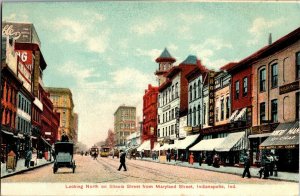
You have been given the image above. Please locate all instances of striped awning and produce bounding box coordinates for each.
[215,131,247,152]
[190,138,225,151]
[260,121,299,149]
[175,134,199,149]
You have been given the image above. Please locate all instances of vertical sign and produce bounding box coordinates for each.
[175,107,179,138]
[246,107,252,126]
[208,72,215,126]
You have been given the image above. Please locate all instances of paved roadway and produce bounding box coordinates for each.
[1,155,297,184]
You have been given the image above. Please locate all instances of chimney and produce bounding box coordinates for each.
[268,33,272,45]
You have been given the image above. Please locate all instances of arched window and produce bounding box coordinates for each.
[194,83,197,100]
[189,108,192,126]
[189,85,192,102]
[193,107,196,126]
[259,67,266,92]
[198,80,201,98]
[198,105,201,126]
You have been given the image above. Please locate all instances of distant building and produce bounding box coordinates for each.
[142,84,158,149]
[114,105,136,146]
[45,87,75,141]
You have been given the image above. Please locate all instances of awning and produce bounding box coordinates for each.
[260,121,299,149]
[176,134,199,149]
[1,129,14,136]
[190,138,225,151]
[137,140,151,151]
[159,143,175,150]
[229,110,239,122]
[153,143,161,151]
[248,133,271,138]
[234,108,247,121]
[41,137,52,148]
[215,131,247,152]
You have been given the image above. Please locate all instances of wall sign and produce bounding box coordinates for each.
[279,81,300,95]
[208,72,215,126]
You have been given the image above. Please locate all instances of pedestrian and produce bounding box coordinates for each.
[180,153,184,162]
[61,131,69,142]
[174,151,177,162]
[269,153,275,176]
[189,152,194,165]
[242,153,251,178]
[199,153,202,166]
[213,154,220,168]
[118,150,127,171]
[25,148,32,168]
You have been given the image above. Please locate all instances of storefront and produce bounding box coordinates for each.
[215,131,248,166]
[137,140,151,157]
[175,134,199,161]
[259,121,299,172]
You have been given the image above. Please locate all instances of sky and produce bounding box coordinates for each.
[2,1,300,147]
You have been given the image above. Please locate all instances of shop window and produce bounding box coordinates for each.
[271,99,278,122]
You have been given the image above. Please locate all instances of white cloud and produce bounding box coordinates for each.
[52,18,109,54]
[83,11,105,23]
[135,48,162,62]
[3,13,29,22]
[131,18,164,35]
[110,67,156,90]
[168,43,178,52]
[247,17,285,46]
[190,38,232,69]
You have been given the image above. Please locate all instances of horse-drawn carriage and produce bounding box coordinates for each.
[53,142,76,173]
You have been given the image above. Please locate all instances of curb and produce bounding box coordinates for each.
[1,161,54,179]
[137,158,298,183]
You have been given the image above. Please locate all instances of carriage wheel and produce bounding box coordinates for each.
[72,161,76,173]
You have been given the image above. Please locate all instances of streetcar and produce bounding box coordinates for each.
[100,146,110,157]
[90,146,99,159]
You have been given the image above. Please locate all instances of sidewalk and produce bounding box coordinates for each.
[138,157,299,183]
[1,158,54,178]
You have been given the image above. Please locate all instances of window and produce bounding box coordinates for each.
[297,52,300,79]
[260,68,266,92]
[198,105,201,126]
[172,85,174,100]
[271,99,278,122]
[158,129,160,137]
[235,81,239,99]
[260,102,266,124]
[296,92,299,120]
[189,85,192,102]
[215,107,219,122]
[194,83,197,100]
[221,99,224,121]
[193,107,196,126]
[203,104,206,125]
[243,77,248,96]
[271,63,278,88]
[175,83,179,98]
[226,96,230,119]
[169,111,171,121]
[198,80,201,98]
[189,108,192,126]
[171,109,174,120]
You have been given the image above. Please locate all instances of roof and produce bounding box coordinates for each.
[155,48,176,63]
[221,26,300,72]
[180,55,198,65]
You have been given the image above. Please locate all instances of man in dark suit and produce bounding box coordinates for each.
[118,150,127,171]
[61,131,69,142]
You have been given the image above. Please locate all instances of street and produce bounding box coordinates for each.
[1,155,297,184]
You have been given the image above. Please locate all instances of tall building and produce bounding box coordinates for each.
[157,55,198,145]
[142,84,158,149]
[45,87,75,141]
[114,105,136,146]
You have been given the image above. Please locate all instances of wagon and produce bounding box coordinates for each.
[53,142,76,173]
